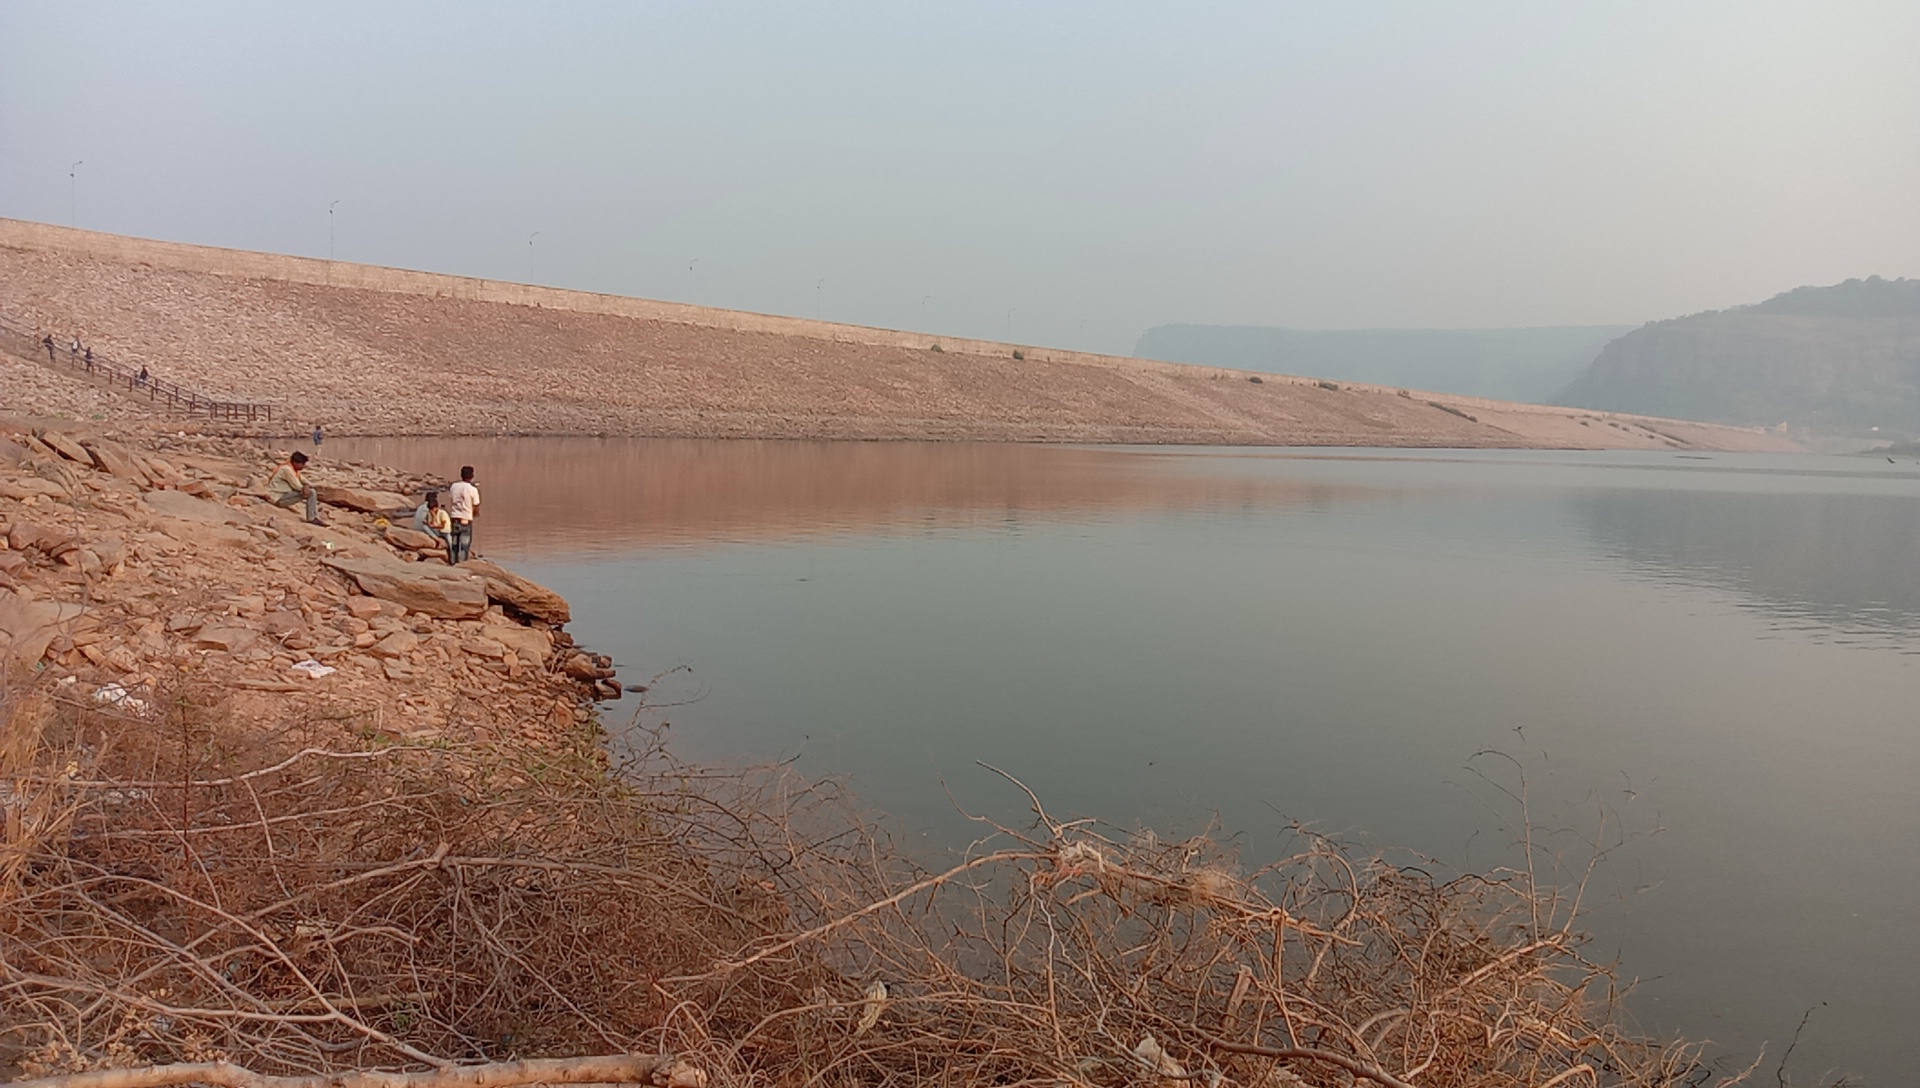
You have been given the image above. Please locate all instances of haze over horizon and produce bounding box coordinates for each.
[3,1,1916,354]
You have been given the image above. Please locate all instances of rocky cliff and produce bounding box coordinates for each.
[1556,277,1920,441]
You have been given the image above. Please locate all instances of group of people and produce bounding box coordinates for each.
[412,467,481,563]
[39,332,144,383]
[269,452,481,564]
[42,333,92,371]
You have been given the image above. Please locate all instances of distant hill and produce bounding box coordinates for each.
[1133,325,1631,403]
[1556,277,1920,440]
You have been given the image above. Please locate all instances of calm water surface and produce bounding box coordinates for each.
[333,438,1920,1085]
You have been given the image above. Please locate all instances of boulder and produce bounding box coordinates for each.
[385,526,442,552]
[81,439,154,487]
[562,652,613,681]
[92,537,125,574]
[321,555,488,620]
[0,590,84,665]
[260,610,307,637]
[8,522,77,556]
[487,623,553,664]
[143,456,186,485]
[0,477,71,501]
[345,597,389,620]
[35,430,92,465]
[314,485,413,515]
[193,626,259,653]
[369,630,419,659]
[460,637,508,659]
[461,559,571,625]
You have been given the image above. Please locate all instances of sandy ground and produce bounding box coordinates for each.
[0,221,1796,452]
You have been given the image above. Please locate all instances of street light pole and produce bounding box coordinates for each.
[1006,307,1016,341]
[329,200,340,260]
[69,161,83,227]
[527,232,540,282]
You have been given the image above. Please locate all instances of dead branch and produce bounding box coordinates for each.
[0,678,1732,1087]
[1,1054,699,1088]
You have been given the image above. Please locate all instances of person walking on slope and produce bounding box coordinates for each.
[42,334,54,362]
[446,465,480,563]
[269,450,326,525]
[83,346,93,373]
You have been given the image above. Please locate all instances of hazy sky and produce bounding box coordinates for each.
[3,2,1916,353]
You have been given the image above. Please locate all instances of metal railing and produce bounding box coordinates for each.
[0,314,274,423]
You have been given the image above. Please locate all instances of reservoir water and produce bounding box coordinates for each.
[332,437,1920,1085]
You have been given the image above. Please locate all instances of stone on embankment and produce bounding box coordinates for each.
[0,477,71,500]
[485,623,552,664]
[35,430,92,465]
[321,554,488,620]
[460,637,508,660]
[143,489,249,526]
[345,596,403,620]
[142,456,185,486]
[370,630,419,659]
[461,558,571,625]
[0,590,85,665]
[384,526,442,552]
[8,521,79,556]
[314,485,413,515]
[80,438,153,487]
[193,627,259,653]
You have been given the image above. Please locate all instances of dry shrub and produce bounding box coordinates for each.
[0,678,1747,1087]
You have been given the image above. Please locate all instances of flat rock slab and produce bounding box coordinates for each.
[385,525,442,551]
[0,477,71,500]
[315,485,413,514]
[0,590,85,666]
[484,623,552,663]
[193,626,260,653]
[462,558,571,625]
[143,489,250,526]
[321,554,488,619]
[35,430,93,465]
[81,438,153,487]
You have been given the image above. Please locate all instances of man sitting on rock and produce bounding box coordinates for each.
[413,490,452,550]
[268,451,325,525]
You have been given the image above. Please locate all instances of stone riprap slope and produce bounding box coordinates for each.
[0,219,1795,450]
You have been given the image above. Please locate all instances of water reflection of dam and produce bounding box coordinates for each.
[328,436,1354,558]
[1573,488,1920,641]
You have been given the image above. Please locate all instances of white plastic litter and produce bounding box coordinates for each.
[92,682,152,716]
[289,659,336,679]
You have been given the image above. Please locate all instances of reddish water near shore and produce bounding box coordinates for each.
[333,437,1920,1085]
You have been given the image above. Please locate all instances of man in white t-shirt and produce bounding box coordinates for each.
[445,465,480,563]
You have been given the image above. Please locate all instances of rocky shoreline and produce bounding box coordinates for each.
[0,419,625,746]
